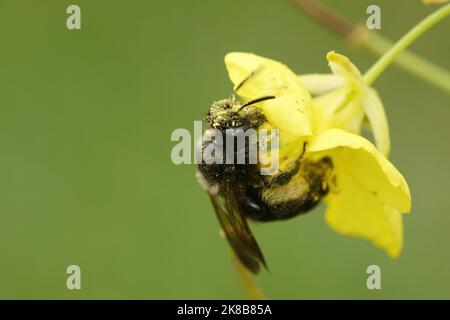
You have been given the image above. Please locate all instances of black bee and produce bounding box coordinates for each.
[196,78,333,274]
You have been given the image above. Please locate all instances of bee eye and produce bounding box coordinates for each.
[242,194,271,221]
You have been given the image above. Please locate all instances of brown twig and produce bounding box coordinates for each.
[291,0,450,93]
[292,0,353,38]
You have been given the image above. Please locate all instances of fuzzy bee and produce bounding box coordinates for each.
[196,53,334,274]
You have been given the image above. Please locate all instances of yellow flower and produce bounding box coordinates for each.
[225,52,411,257]
[300,52,391,156]
[423,0,449,5]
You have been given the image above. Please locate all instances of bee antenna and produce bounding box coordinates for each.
[234,66,263,93]
[237,95,276,112]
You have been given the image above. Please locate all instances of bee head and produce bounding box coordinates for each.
[206,96,273,131]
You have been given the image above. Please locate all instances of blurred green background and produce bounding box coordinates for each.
[0,0,449,299]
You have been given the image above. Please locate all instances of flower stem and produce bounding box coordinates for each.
[364,31,450,93]
[363,3,450,86]
[231,253,267,300]
[293,0,450,93]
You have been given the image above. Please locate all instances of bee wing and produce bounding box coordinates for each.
[209,184,267,274]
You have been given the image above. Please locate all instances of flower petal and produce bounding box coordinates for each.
[423,0,449,4]
[362,88,391,156]
[225,52,313,137]
[312,88,365,134]
[325,172,405,257]
[307,129,411,256]
[298,74,346,96]
[260,94,314,138]
[326,51,364,89]
[225,52,311,101]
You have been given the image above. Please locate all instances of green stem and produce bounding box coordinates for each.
[363,3,450,86]
[232,253,266,300]
[365,32,450,93]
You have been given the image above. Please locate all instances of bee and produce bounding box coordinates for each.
[196,69,333,274]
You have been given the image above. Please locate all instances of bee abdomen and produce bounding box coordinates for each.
[245,191,326,222]
[246,156,333,222]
